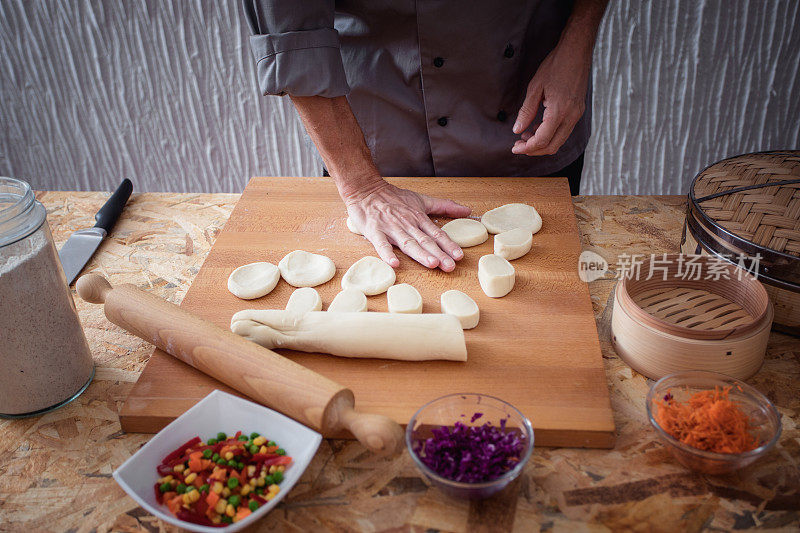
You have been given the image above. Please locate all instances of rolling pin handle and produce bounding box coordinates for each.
[338,407,404,456]
[76,273,113,304]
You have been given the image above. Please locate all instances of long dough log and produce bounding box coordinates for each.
[231,310,467,362]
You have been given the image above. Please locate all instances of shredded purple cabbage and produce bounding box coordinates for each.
[414,415,526,483]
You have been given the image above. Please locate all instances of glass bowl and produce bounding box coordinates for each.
[406,393,534,500]
[646,371,781,475]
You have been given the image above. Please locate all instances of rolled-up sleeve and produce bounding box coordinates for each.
[240,0,350,97]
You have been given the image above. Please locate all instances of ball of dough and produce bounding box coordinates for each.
[278,250,336,288]
[494,227,533,260]
[440,290,480,329]
[328,288,368,312]
[341,256,396,295]
[345,216,363,236]
[481,203,542,235]
[285,287,323,314]
[478,254,515,298]
[387,283,423,314]
[227,262,280,300]
[441,218,489,247]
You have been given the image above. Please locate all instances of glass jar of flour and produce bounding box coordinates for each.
[0,177,94,417]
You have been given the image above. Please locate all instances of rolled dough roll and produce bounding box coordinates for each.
[231,310,467,362]
[341,256,396,295]
[227,262,280,300]
[440,290,480,329]
[478,254,515,298]
[387,283,423,314]
[494,227,533,260]
[345,216,363,236]
[285,287,323,314]
[278,250,336,288]
[481,203,542,235]
[328,288,368,312]
[441,218,488,247]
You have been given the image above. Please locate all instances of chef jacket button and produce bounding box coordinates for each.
[433,56,445,68]
[497,110,508,122]
[504,44,515,58]
[437,117,448,127]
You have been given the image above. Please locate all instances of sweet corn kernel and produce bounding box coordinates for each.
[170,479,178,487]
[159,475,173,484]
[253,436,266,446]
[259,445,267,454]
[225,452,234,460]
[212,482,223,494]
[173,464,185,473]
[222,487,231,498]
[269,465,277,474]
[266,492,276,501]
[226,504,235,517]
[256,477,266,487]
[211,516,221,525]
[247,465,256,476]
[215,499,227,514]
[184,472,197,484]
[277,466,285,472]
[268,484,280,493]
[182,493,192,505]
[241,484,251,496]
[192,490,201,502]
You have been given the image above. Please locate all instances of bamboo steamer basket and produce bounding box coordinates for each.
[611,254,773,380]
[681,150,800,335]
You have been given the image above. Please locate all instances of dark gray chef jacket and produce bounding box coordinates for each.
[241,1,590,177]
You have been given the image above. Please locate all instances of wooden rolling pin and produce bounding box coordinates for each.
[76,274,403,455]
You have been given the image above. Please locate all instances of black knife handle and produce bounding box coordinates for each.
[94,179,133,233]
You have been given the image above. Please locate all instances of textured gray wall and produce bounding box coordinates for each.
[1,0,798,195]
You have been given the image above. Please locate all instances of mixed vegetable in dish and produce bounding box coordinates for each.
[155,430,292,526]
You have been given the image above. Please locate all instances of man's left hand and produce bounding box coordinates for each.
[511,42,591,157]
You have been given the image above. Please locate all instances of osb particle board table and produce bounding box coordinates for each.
[0,190,797,532]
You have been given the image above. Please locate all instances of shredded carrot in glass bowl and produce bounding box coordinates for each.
[655,386,759,454]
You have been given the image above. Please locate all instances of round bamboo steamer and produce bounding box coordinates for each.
[681,150,800,334]
[611,254,773,380]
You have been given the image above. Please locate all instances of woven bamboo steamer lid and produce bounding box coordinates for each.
[681,150,800,334]
[611,254,773,380]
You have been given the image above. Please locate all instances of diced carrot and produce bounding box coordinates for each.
[202,459,214,470]
[188,451,204,461]
[209,467,228,481]
[166,494,183,515]
[188,458,203,472]
[234,507,252,522]
[193,476,204,488]
[206,491,220,508]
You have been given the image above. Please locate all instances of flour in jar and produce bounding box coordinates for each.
[0,226,94,415]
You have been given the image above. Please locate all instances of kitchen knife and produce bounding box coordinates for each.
[59,179,133,285]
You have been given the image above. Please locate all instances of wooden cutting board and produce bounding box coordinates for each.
[120,177,615,448]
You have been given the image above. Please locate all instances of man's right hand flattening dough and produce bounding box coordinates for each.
[343,180,471,272]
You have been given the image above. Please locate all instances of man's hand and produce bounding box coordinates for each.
[511,0,607,157]
[343,180,470,272]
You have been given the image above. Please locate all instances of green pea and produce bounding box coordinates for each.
[264,474,274,485]
[228,495,241,508]
[249,500,259,511]
[249,444,259,455]
[267,441,276,447]
[227,477,239,489]
[272,471,284,484]
[199,484,209,493]
[221,516,232,524]
[186,485,197,492]
[238,435,248,442]
[237,461,245,470]
[216,432,227,441]
[216,458,226,465]
[255,487,265,495]
[212,453,220,462]
[159,482,172,493]
[202,449,213,459]
[249,432,260,440]
[276,448,286,456]
[176,483,187,494]
[206,438,217,446]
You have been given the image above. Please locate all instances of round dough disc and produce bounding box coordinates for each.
[278,250,336,287]
[341,256,396,295]
[481,203,542,235]
[478,254,515,298]
[285,287,323,314]
[441,218,488,247]
[328,288,368,312]
[494,227,533,260]
[387,283,423,314]
[227,262,280,300]
[440,290,480,329]
[346,217,363,236]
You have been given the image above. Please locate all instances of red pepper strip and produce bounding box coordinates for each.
[154,483,164,504]
[234,430,242,439]
[176,510,217,527]
[259,455,292,467]
[195,496,210,516]
[251,494,268,505]
[162,437,201,465]
[156,464,174,476]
